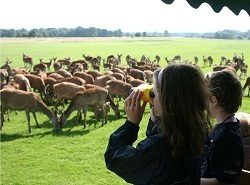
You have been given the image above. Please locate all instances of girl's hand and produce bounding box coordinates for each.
[125,89,147,126]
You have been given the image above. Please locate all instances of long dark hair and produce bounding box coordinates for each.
[155,64,211,158]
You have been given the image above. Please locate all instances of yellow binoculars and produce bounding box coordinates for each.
[130,84,155,102]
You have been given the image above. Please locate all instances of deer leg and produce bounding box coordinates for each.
[25,111,31,133]
[32,112,40,128]
[78,110,82,122]
[75,109,81,126]
[107,94,120,118]
[1,107,8,130]
[103,103,109,125]
[83,106,88,128]
[93,105,101,121]
[7,108,10,121]
[101,104,105,126]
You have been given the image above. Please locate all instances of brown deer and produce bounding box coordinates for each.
[1,60,12,84]
[155,55,161,64]
[33,59,47,72]
[57,57,72,69]
[0,88,60,133]
[194,56,199,64]
[243,76,250,96]
[220,56,227,65]
[60,87,116,128]
[42,58,54,72]
[46,82,86,109]
[203,55,208,67]
[207,56,213,67]
[172,55,181,61]
[23,53,33,68]
[82,54,93,62]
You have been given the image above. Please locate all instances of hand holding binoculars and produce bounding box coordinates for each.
[129,84,155,102]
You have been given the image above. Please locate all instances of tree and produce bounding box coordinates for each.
[113,29,123,37]
[135,32,141,37]
[9,29,17,37]
[87,27,98,37]
[124,33,131,37]
[143,32,147,37]
[164,30,170,37]
[29,29,36,38]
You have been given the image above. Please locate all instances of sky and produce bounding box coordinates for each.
[0,0,249,33]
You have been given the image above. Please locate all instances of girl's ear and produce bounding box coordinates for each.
[211,96,218,106]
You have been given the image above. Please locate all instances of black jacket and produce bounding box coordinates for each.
[202,121,244,184]
[104,120,202,185]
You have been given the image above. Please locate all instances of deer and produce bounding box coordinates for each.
[207,56,213,67]
[105,79,133,101]
[45,82,86,109]
[69,60,89,71]
[0,69,9,84]
[0,88,60,133]
[89,57,101,71]
[93,75,116,88]
[172,55,181,61]
[33,60,47,72]
[203,55,208,67]
[13,74,31,92]
[235,112,250,137]
[140,55,147,63]
[48,73,64,80]
[23,53,33,68]
[243,76,250,96]
[165,57,174,65]
[73,72,94,84]
[53,59,62,72]
[220,56,227,65]
[1,60,12,84]
[240,65,248,80]
[82,54,93,62]
[155,55,161,64]
[102,58,112,70]
[60,87,113,128]
[193,56,199,64]
[24,73,47,101]
[41,58,54,72]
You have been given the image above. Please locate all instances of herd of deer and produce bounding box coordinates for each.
[0,52,249,133]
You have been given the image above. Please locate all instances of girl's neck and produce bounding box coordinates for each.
[216,113,236,124]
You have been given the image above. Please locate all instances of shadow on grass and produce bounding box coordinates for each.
[0,110,127,142]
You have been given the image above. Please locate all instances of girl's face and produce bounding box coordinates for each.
[152,82,162,117]
[209,96,217,118]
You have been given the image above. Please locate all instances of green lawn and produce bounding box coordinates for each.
[1,37,250,185]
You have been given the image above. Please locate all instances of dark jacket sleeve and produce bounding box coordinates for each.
[104,120,158,184]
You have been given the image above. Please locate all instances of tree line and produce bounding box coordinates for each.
[0,27,123,38]
[1,26,249,40]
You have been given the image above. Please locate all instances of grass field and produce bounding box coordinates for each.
[1,37,250,185]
